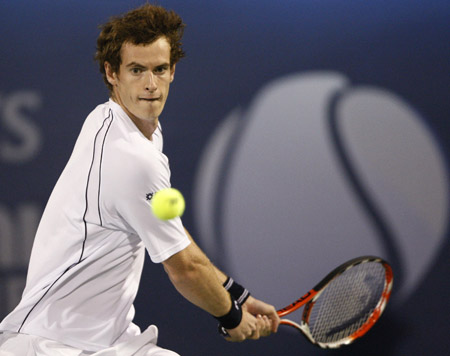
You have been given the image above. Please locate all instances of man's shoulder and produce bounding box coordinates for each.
[102,130,169,187]
[85,100,113,121]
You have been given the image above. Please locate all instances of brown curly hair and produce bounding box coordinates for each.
[95,4,186,94]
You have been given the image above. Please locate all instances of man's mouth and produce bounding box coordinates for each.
[139,96,161,102]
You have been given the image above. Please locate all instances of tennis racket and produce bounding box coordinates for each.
[277,256,393,349]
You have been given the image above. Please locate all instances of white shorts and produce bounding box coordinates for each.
[0,326,180,356]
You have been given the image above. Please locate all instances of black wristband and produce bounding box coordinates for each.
[223,277,250,305]
[214,295,242,330]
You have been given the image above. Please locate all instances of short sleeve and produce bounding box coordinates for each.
[102,142,190,263]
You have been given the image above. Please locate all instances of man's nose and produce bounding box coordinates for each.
[145,72,157,92]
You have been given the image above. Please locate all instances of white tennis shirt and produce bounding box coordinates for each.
[0,99,191,351]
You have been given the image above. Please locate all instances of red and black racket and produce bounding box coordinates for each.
[277,256,393,348]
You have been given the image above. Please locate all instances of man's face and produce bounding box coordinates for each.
[106,37,175,124]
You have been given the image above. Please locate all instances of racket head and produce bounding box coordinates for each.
[279,256,393,349]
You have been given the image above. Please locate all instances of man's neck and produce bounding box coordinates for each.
[129,115,159,141]
[111,97,158,140]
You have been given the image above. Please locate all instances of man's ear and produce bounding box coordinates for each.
[170,64,176,83]
[105,62,117,86]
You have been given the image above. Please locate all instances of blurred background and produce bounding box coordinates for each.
[0,1,449,355]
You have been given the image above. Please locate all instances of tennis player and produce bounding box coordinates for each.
[0,4,279,355]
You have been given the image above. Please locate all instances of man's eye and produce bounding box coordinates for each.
[131,68,143,74]
[154,66,167,74]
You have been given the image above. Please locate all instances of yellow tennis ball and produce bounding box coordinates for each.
[151,188,185,220]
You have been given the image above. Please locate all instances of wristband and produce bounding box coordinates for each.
[223,277,250,305]
[214,295,242,330]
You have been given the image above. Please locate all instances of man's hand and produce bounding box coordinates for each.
[224,309,258,342]
[244,296,280,334]
[224,297,280,341]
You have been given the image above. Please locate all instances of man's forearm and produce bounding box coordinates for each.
[162,241,231,317]
[183,228,228,284]
[165,229,278,341]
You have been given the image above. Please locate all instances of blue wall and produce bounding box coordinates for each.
[1,1,449,355]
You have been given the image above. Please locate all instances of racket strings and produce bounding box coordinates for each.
[306,262,385,345]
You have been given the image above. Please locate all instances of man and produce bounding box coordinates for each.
[0,4,279,355]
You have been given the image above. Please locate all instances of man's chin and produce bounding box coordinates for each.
[139,104,164,118]
[134,108,162,121]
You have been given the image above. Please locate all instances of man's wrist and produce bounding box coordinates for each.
[214,294,242,330]
[223,277,250,305]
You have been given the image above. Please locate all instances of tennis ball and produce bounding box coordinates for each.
[151,188,185,220]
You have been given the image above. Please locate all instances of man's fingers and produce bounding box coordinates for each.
[247,314,272,340]
[247,315,262,339]
[224,310,258,342]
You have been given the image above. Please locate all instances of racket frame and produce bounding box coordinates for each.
[277,256,393,348]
